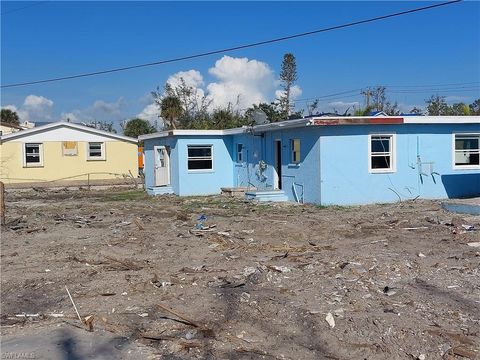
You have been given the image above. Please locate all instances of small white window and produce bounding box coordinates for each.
[453,133,480,169]
[369,134,395,173]
[87,142,105,160]
[187,145,213,171]
[24,143,43,167]
[236,144,244,162]
[291,139,301,164]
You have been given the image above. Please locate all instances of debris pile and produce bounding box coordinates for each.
[1,189,479,359]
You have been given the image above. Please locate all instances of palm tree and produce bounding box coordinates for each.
[160,96,183,130]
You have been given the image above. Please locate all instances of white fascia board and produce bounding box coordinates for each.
[403,116,480,124]
[1,121,137,143]
[253,118,310,132]
[139,127,246,140]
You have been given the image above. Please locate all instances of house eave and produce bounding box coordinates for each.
[139,127,247,140]
[0,121,138,143]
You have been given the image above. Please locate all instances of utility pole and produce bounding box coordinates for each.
[361,88,372,108]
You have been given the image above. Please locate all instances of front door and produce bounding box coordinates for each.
[154,146,170,186]
[274,140,282,189]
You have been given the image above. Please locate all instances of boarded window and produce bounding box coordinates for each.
[187,145,213,170]
[454,134,479,167]
[62,141,78,156]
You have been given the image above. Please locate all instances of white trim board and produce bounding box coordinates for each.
[139,128,246,141]
[0,122,137,143]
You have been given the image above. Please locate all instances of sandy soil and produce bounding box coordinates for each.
[1,189,479,360]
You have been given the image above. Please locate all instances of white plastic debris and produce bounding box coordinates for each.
[243,267,257,277]
[325,312,335,328]
[271,265,291,273]
[418,253,426,258]
[467,242,480,248]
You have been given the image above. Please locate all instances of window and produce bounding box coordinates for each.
[369,134,395,172]
[236,144,244,162]
[24,143,43,167]
[291,139,301,164]
[454,134,479,168]
[187,145,213,170]
[87,142,105,160]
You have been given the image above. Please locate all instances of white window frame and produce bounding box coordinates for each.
[452,133,480,170]
[236,143,244,163]
[23,143,44,167]
[187,144,214,172]
[368,133,396,173]
[86,142,105,161]
[291,139,301,164]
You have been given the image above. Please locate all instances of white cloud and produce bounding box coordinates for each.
[60,112,79,122]
[136,103,163,128]
[23,95,53,109]
[59,97,126,124]
[3,104,18,112]
[91,98,124,115]
[207,56,276,109]
[275,85,303,102]
[167,70,204,89]
[2,95,54,122]
[158,56,305,112]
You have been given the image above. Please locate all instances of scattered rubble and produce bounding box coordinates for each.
[1,189,479,359]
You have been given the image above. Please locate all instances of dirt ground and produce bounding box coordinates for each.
[1,188,479,360]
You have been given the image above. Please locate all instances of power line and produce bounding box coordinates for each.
[385,81,480,88]
[292,82,479,104]
[0,1,49,15]
[1,0,463,89]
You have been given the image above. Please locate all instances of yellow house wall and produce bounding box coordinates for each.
[0,141,138,184]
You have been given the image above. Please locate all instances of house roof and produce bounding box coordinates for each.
[139,127,246,140]
[0,121,137,143]
[254,115,479,132]
[139,116,480,140]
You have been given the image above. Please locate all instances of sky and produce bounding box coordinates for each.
[1,1,479,130]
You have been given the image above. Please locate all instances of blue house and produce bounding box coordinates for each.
[139,116,480,205]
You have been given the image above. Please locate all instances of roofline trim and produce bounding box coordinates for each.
[139,127,247,140]
[0,121,138,143]
[139,116,480,140]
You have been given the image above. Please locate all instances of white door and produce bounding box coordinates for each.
[154,146,170,186]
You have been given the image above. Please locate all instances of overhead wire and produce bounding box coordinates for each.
[1,0,463,88]
[0,1,49,15]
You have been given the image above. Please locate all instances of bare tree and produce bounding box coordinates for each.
[278,53,298,120]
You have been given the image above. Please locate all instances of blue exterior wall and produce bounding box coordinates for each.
[176,136,234,196]
[145,122,479,205]
[318,123,479,205]
[144,136,234,196]
[232,128,322,203]
[144,137,180,193]
[233,123,479,205]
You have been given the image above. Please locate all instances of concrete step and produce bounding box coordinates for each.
[245,190,289,202]
[147,186,174,196]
